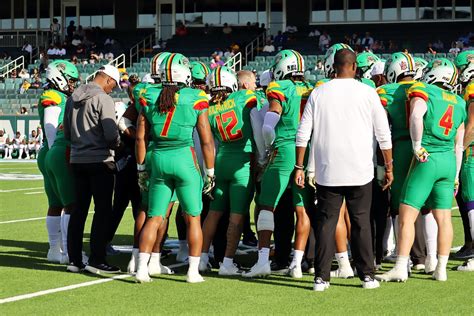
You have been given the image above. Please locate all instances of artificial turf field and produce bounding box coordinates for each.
[0,161,473,315]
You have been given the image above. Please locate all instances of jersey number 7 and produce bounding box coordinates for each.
[215,110,243,141]
[160,107,176,137]
[439,105,454,136]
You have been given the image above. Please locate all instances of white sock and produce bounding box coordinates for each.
[188,256,200,275]
[46,216,61,249]
[437,255,449,271]
[290,250,304,268]
[179,240,188,251]
[257,247,270,265]
[422,212,438,258]
[138,253,151,270]
[335,251,351,269]
[383,217,395,253]
[149,252,161,266]
[200,252,209,265]
[468,209,474,240]
[223,257,234,267]
[394,255,409,271]
[61,213,70,255]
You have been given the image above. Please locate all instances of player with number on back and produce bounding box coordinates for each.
[135,53,215,284]
[376,58,466,283]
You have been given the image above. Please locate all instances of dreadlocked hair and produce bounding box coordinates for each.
[158,84,180,114]
[210,89,230,104]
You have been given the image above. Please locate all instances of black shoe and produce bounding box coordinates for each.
[67,262,85,273]
[242,234,258,247]
[85,262,121,274]
[106,244,120,256]
[161,249,172,259]
[270,261,289,274]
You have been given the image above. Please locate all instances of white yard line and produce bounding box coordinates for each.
[0,187,43,193]
[0,261,188,305]
[0,211,98,224]
[24,191,43,195]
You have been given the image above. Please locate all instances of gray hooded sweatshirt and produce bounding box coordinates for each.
[64,82,120,163]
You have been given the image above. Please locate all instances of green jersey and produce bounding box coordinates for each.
[141,87,209,149]
[38,89,68,148]
[255,89,267,111]
[266,80,314,147]
[463,81,474,150]
[408,82,466,153]
[133,82,162,112]
[377,81,417,142]
[208,89,257,154]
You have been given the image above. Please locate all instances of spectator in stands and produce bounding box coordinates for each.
[47,44,57,56]
[176,22,188,37]
[10,69,17,79]
[315,60,324,73]
[350,33,361,49]
[449,41,461,55]
[231,43,240,54]
[9,131,27,159]
[22,42,32,55]
[31,77,41,89]
[274,30,288,50]
[67,21,76,41]
[223,48,234,60]
[18,107,28,115]
[57,44,67,57]
[89,50,103,64]
[262,40,275,55]
[18,69,30,79]
[104,37,115,46]
[309,29,321,38]
[214,48,224,57]
[426,43,437,55]
[223,23,232,35]
[105,51,114,62]
[432,39,444,51]
[39,50,49,73]
[319,31,331,52]
[71,35,82,47]
[19,80,31,94]
[50,18,60,44]
[75,25,85,40]
[75,44,86,58]
[371,40,383,53]
[361,32,374,49]
[71,55,79,65]
[286,25,298,33]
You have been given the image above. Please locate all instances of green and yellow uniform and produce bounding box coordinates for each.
[37,89,68,207]
[259,80,313,208]
[142,87,209,217]
[400,82,466,210]
[377,81,417,211]
[208,89,257,214]
[461,81,474,204]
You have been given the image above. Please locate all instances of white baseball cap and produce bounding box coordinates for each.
[142,73,155,83]
[97,64,121,89]
[259,69,273,87]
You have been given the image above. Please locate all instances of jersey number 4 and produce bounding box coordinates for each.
[439,105,454,136]
[215,110,243,141]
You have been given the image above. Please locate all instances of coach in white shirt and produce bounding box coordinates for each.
[295,49,393,291]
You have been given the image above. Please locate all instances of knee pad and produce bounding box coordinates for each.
[257,210,274,232]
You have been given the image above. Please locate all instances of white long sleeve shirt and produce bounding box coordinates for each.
[296,78,392,187]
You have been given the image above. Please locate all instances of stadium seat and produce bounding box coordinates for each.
[255,56,266,63]
[436,53,446,58]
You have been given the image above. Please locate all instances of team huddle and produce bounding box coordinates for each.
[34,43,473,290]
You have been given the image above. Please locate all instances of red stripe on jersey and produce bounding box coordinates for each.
[41,100,58,107]
[139,97,147,107]
[267,91,285,103]
[193,100,209,111]
[245,97,257,108]
[380,98,388,107]
[409,91,429,102]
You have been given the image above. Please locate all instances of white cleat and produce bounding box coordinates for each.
[362,276,380,289]
[218,263,242,276]
[424,257,437,274]
[375,267,408,282]
[432,268,447,281]
[313,277,330,292]
[330,266,354,279]
[60,253,69,265]
[412,264,425,271]
[47,248,62,263]
[186,272,205,283]
[135,268,152,283]
[176,248,189,263]
[242,261,271,278]
[148,262,174,276]
[288,265,303,279]
[457,259,474,272]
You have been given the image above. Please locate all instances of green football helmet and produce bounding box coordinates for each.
[384,52,416,83]
[272,49,305,81]
[454,50,474,83]
[46,59,79,94]
[208,66,238,93]
[422,58,459,91]
[413,57,428,80]
[357,52,380,79]
[150,52,172,83]
[159,53,192,86]
[324,43,354,78]
[191,61,210,82]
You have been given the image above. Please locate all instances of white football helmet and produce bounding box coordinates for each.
[459,62,474,83]
[159,53,192,86]
[272,49,305,81]
[150,52,171,83]
[208,66,238,93]
[422,58,459,91]
[324,43,354,78]
[385,52,416,83]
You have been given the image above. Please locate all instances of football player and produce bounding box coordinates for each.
[27,129,42,159]
[0,130,11,159]
[9,131,26,159]
[376,59,466,282]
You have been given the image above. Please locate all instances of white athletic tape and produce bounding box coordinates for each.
[257,210,274,231]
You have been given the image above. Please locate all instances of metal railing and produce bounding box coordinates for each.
[129,33,156,67]
[85,54,126,83]
[244,31,267,64]
[0,56,25,78]
[224,52,242,72]
[0,30,49,49]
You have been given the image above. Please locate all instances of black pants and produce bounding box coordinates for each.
[273,189,295,266]
[370,179,389,264]
[107,157,141,242]
[410,214,426,265]
[313,182,374,281]
[68,162,115,265]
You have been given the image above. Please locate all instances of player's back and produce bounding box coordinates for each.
[144,87,208,149]
[408,82,466,152]
[208,89,257,154]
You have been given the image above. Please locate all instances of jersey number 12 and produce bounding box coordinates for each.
[215,110,243,141]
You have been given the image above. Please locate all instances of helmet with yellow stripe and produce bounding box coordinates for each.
[150,52,172,83]
[324,43,354,78]
[454,50,474,83]
[208,66,238,93]
[356,52,380,79]
[413,57,428,80]
[384,52,416,83]
[422,58,459,91]
[191,61,210,82]
[272,49,305,81]
[159,53,192,86]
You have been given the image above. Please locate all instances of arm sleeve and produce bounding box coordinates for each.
[44,106,61,149]
[409,97,428,151]
[250,107,266,164]
[63,99,71,141]
[455,123,465,180]
[370,91,392,150]
[262,111,280,148]
[98,95,121,149]
[296,92,315,148]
